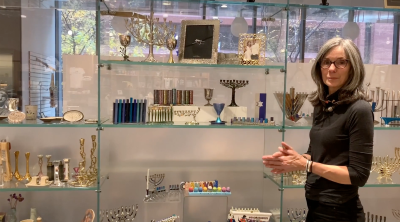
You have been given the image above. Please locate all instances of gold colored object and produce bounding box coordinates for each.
[287,170,307,185]
[70,136,98,187]
[238,33,267,66]
[274,88,309,122]
[24,152,32,183]
[174,108,201,125]
[371,155,400,184]
[178,19,220,64]
[147,105,173,123]
[126,12,176,62]
[119,35,131,61]
[14,151,23,181]
[8,111,25,124]
[0,141,12,182]
[166,37,177,63]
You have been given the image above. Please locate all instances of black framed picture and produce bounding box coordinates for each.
[384,0,400,8]
[178,19,220,64]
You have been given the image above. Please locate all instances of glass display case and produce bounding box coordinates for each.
[1,0,400,221]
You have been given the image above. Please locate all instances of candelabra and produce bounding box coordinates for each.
[287,208,307,222]
[288,170,307,185]
[220,80,249,107]
[70,136,98,187]
[274,87,308,122]
[100,204,138,222]
[366,83,400,125]
[126,12,176,62]
[174,108,200,125]
[371,155,400,184]
[145,174,165,190]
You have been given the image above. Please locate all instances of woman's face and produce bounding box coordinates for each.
[320,46,351,95]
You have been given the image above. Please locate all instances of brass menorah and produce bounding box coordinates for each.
[366,212,386,222]
[274,87,308,122]
[371,155,400,184]
[148,106,173,123]
[174,108,200,125]
[125,12,176,63]
[220,80,249,107]
[393,209,400,220]
[151,215,179,222]
[100,204,138,222]
[70,136,98,187]
[145,174,165,189]
[287,208,307,222]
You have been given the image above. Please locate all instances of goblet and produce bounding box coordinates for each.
[119,35,131,61]
[204,88,214,106]
[166,36,177,63]
[210,103,226,124]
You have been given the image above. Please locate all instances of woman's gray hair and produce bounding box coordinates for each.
[308,37,367,107]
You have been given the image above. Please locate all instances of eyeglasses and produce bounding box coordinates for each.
[320,59,349,69]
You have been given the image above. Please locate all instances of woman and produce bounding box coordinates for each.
[244,41,252,60]
[262,38,373,222]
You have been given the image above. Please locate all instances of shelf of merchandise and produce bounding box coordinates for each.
[100,60,285,70]
[289,3,400,13]
[102,122,282,129]
[0,174,108,192]
[0,122,97,128]
[263,173,400,189]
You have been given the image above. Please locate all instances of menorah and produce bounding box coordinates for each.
[145,174,165,189]
[287,208,307,222]
[366,212,386,222]
[366,84,400,125]
[371,155,400,184]
[274,87,308,122]
[100,204,138,222]
[393,209,400,220]
[220,80,249,107]
[70,136,98,187]
[174,108,200,125]
[151,215,179,222]
[125,12,176,63]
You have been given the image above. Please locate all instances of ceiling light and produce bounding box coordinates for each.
[21,15,26,18]
[221,4,227,8]
[0,6,6,8]
[163,1,171,6]
[213,16,218,19]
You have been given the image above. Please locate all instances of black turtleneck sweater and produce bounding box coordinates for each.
[305,92,374,205]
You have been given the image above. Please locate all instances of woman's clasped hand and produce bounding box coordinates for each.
[262,142,307,175]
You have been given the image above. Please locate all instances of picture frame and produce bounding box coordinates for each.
[238,33,267,66]
[384,0,400,9]
[178,19,220,64]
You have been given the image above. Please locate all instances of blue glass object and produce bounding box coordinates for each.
[213,103,225,123]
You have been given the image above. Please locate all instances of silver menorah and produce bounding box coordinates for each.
[274,87,308,122]
[287,208,307,222]
[366,212,386,222]
[100,204,138,222]
[174,108,201,125]
[151,215,179,222]
[393,209,400,220]
[145,174,165,189]
[366,83,400,125]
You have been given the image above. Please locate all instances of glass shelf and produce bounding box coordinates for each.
[264,173,400,189]
[101,60,284,70]
[102,121,282,129]
[0,175,108,192]
[289,3,400,13]
[0,120,97,128]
